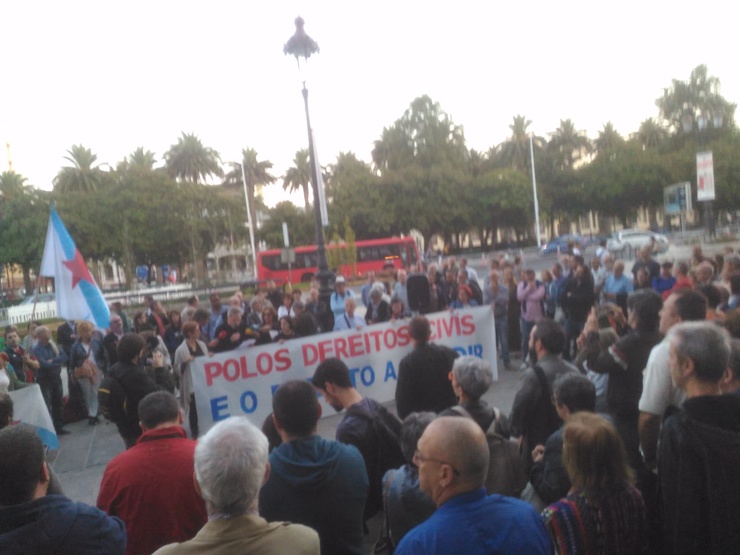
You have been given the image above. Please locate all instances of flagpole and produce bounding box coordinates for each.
[240,162,258,278]
[530,135,542,249]
[26,263,45,334]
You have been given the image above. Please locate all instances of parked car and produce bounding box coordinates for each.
[20,293,56,305]
[539,234,585,256]
[607,229,669,254]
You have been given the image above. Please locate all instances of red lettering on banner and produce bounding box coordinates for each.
[383,328,398,349]
[348,334,364,357]
[303,343,318,366]
[397,325,411,347]
[461,314,475,335]
[441,317,454,338]
[318,339,334,361]
[205,362,222,386]
[335,336,349,359]
[223,359,240,382]
[275,349,291,371]
[367,329,383,351]
[256,352,273,375]
[240,356,258,379]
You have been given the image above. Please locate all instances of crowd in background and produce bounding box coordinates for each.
[2,241,740,553]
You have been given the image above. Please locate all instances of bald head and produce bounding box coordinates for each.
[696,261,714,283]
[417,417,489,503]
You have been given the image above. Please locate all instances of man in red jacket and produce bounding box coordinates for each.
[97,391,207,555]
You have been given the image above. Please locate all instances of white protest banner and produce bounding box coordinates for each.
[191,306,497,434]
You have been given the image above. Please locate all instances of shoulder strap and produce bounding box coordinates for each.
[449,405,473,419]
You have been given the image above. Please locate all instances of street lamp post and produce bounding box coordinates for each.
[682,111,723,240]
[284,17,335,331]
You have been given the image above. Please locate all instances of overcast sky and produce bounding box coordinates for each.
[2,1,738,207]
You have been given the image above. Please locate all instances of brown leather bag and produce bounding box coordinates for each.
[73,347,97,383]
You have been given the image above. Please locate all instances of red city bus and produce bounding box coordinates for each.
[257,236,420,284]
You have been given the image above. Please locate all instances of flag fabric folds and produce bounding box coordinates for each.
[40,207,110,328]
[10,385,59,449]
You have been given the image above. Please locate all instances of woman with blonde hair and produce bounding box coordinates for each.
[69,320,106,425]
[542,412,647,554]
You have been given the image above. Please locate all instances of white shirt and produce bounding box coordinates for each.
[333,313,366,331]
[0,369,10,393]
[639,338,686,415]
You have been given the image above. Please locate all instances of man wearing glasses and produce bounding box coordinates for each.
[394,417,551,555]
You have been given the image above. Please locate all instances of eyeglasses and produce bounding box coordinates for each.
[413,449,461,476]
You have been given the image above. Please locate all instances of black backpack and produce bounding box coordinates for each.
[345,402,405,519]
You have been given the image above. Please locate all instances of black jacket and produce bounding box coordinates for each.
[585,329,663,418]
[364,300,391,325]
[659,394,740,554]
[562,272,595,321]
[396,343,458,420]
[110,360,160,440]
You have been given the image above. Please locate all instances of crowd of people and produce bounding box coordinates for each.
[1,242,740,553]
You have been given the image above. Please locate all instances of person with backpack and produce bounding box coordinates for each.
[441,356,526,498]
[516,269,546,369]
[312,357,405,522]
[510,319,578,474]
[98,333,160,449]
[259,380,367,555]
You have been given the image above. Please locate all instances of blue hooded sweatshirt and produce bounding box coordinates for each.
[259,435,368,555]
[0,494,126,554]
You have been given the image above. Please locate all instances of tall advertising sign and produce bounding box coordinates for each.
[696,151,715,201]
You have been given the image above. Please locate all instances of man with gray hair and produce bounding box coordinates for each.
[441,356,506,435]
[30,326,68,435]
[210,307,248,353]
[394,417,551,554]
[154,416,320,555]
[659,321,740,554]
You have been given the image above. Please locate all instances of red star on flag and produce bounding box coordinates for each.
[63,249,94,288]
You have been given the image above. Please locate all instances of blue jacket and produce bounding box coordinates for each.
[395,488,551,555]
[30,343,67,379]
[259,435,368,555]
[0,494,126,554]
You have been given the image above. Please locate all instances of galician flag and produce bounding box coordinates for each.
[40,207,110,328]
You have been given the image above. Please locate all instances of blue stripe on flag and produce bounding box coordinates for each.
[50,208,76,260]
[80,281,111,328]
[36,426,60,450]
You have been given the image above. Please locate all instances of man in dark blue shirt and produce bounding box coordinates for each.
[395,416,551,555]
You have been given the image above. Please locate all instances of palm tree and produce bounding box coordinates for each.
[128,147,157,171]
[635,118,669,149]
[594,122,624,156]
[53,145,104,193]
[548,119,592,169]
[496,115,544,172]
[164,133,224,184]
[223,148,277,230]
[283,149,312,211]
[0,171,30,200]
